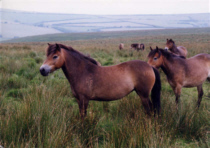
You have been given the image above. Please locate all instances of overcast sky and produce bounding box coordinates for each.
[0,0,209,15]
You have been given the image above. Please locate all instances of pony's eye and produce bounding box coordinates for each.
[53,56,58,59]
[154,57,158,60]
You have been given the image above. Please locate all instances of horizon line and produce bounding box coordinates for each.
[1,8,209,16]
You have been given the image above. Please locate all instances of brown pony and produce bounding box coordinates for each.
[130,43,145,51]
[165,39,187,58]
[119,43,124,50]
[40,43,161,119]
[148,46,210,107]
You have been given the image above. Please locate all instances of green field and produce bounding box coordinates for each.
[0,28,210,147]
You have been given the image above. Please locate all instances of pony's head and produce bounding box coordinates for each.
[147,46,163,68]
[40,43,65,76]
[165,39,175,50]
[140,43,145,50]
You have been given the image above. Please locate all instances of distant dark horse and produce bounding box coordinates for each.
[148,46,210,108]
[130,43,145,51]
[165,39,187,58]
[40,43,161,119]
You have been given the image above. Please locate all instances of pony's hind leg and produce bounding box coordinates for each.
[135,90,152,116]
[140,96,152,116]
[197,84,204,108]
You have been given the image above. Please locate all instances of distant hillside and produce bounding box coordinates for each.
[3,28,210,43]
[1,9,210,41]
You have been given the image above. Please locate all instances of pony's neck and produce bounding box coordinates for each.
[161,55,175,79]
[61,49,96,88]
[169,44,178,53]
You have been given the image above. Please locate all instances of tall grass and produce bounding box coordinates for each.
[0,32,210,147]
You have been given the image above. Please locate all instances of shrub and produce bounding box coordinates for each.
[24,58,36,68]
[7,74,27,89]
[29,51,37,58]
[22,45,31,50]
[34,57,43,64]
[16,67,38,80]
[0,64,6,72]
[6,88,27,98]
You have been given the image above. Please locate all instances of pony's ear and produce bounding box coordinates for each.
[55,43,61,52]
[167,39,168,41]
[156,46,159,50]
[169,39,174,43]
[48,43,51,46]
[150,46,153,51]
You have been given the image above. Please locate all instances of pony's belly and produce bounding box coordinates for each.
[90,84,134,101]
[90,74,135,101]
[183,68,209,87]
[183,78,206,87]
[90,90,133,101]
[90,96,127,101]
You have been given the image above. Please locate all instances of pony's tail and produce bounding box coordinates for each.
[151,67,161,116]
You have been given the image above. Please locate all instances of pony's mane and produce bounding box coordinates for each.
[47,44,98,65]
[148,48,185,60]
[167,39,175,44]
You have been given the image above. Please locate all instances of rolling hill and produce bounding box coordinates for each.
[2,27,210,43]
[1,8,210,42]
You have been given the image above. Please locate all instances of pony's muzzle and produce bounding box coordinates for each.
[40,65,51,76]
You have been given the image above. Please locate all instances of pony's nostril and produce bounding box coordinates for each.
[40,68,45,74]
[40,65,52,76]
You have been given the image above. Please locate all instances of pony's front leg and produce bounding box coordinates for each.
[197,84,203,108]
[172,85,182,107]
[77,97,89,120]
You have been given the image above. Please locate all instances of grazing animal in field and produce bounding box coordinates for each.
[130,43,145,51]
[119,43,124,50]
[148,46,210,108]
[40,43,161,119]
[165,39,187,58]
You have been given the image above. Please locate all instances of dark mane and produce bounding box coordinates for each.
[47,44,58,56]
[148,48,159,58]
[161,49,186,59]
[148,48,186,60]
[47,44,99,65]
[167,39,175,44]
